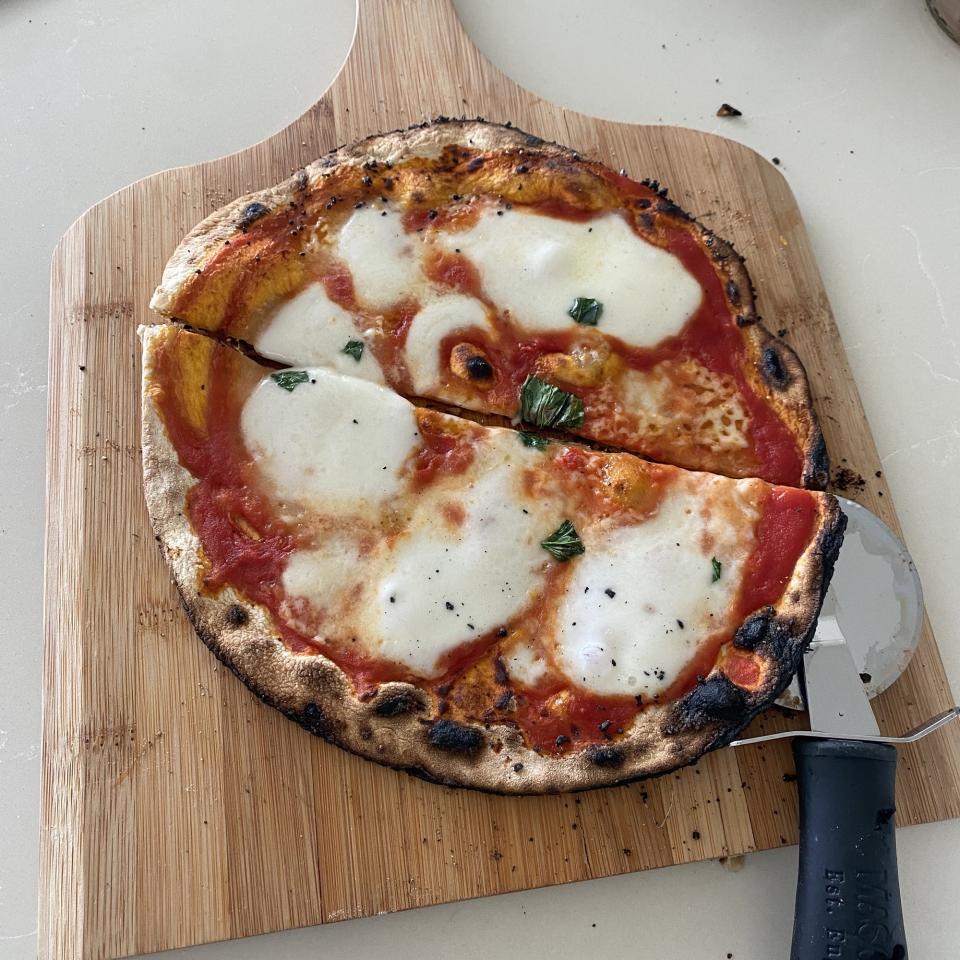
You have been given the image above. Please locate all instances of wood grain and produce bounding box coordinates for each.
[39,1,960,957]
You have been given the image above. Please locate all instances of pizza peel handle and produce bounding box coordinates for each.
[791,738,906,960]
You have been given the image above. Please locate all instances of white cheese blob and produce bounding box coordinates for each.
[504,639,549,687]
[365,443,552,676]
[404,294,491,394]
[550,484,757,697]
[241,367,419,510]
[253,283,384,383]
[437,207,702,346]
[334,205,423,309]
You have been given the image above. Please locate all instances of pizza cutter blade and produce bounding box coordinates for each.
[730,496,960,960]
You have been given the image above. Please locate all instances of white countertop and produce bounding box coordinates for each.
[2,1,958,957]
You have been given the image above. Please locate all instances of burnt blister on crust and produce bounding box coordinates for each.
[373,691,426,717]
[237,201,270,231]
[804,429,830,490]
[428,719,485,755]
[225,603,249,627]
[664,675,748,734]
[586,746,626,768]
[760,345,791,389]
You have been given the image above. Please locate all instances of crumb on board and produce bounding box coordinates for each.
[832,467,866,492]
[716,102,742,117]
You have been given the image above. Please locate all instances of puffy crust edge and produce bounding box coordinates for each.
[140,324,844,795]
[149,117,828,490]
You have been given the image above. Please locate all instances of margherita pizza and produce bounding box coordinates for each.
[142,120,843,793]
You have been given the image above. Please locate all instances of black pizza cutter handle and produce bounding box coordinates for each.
[790,738,907,960]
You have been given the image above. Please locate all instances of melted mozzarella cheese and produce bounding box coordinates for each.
[254,283,385,383]
[281,536,365,631]
[504,639,549,687]
[550,484,757,697]
[334,205,423,309]
[436,207,702,346]
[364,442,552,676]
[241,367,419,509]
[404,295,491,394]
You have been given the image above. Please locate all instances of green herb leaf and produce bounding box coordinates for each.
[540,520,585,562]
[342,339,364,362]
[270,370,309,392]
[519,375,585,430]
[711,557,722,582]
[519,431,549,451]
[567,297,603,326]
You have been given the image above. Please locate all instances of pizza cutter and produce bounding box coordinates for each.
[731,496,960,960]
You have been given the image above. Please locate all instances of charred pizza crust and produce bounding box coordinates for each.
[151,118,828,490]
[141,324,844,794]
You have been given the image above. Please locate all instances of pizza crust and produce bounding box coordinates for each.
[150,117,828,490]
[141,324,844,794]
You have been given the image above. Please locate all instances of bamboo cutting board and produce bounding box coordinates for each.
[40,1,960,957]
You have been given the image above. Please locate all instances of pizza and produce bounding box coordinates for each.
[142,120,844,793]
[151,120,827,489]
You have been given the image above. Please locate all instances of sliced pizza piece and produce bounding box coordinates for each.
[141,323,843,793]
[150,119,827,488]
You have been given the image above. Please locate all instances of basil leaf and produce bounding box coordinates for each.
[540,520,585,562]
[342,339,364,362]
[270,370,309,392]
[567,297,603,326]
[711,557,722,582]
[519,375,584,430]
[519,431,549,451]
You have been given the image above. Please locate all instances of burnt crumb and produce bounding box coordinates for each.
[494,657,509,685]
[374,692,424,717]
[525,134,544,146]
[692,830,701,840]
[875,470,883,478]
[760,346,790,388]
[604,588,616,598]
[782,772,798,783]
[726,280,741,305]
[859,672,872,684]
[622,847,632,856]
[225,604,248,627]
[772,157,781,166]
[776,327,788,338]
[513,762,524,773]
[666,675,747,733]
[716,103,743,117]
[497,627,509,639]
[465,355,494,379]
[238,201,269,230]
[586,745,625,768]
[428,719,484,755]
[735,313,757,327]
[832,467,866,492]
